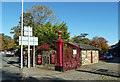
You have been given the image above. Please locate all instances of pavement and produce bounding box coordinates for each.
[1,53,120,81]
[22,57,120,80]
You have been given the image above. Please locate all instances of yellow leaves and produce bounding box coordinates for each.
[91,37,109,52]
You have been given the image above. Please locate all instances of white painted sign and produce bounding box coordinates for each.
[24,26,33,36]
[19,40,38,45]
[19,36,38,42]
[73,49,77,55]
[24,31,32,36]
[24,26,32,31]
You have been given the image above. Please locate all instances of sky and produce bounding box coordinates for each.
[1,2,118,46]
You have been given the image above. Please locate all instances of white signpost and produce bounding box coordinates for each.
[24,26,32,36]
[19,26,38,68]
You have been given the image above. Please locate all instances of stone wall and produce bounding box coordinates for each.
[94,50,99,63]
[81,50,99,66]
[42,50,56,65]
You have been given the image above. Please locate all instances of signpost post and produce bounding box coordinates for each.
[20,0,38,68]
[28,26,30,68]
[21,0,23,69]
[19,26,38,68]
[33,36,35,67]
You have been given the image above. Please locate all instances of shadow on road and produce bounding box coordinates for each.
[2,58,20,68]
[7,61,21,68]
[24,76,64,81]
[76,69,120,78]
[2,70,65,82]
[2,70,22,81]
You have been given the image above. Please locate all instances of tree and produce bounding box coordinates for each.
[2,35,15,51]
[80,33,88,39]
[90,37,110,53]
[10,4,70,49]
[19,4,57,27]
[34,22,70,49]
[71,33,91,45]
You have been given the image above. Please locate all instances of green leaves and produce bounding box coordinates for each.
[34,22,70,49]
[2,35,15,50]
[71,33,90,44]
[10,4,70,50]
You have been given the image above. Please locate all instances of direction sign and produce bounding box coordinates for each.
[19,36,38,42]
[24,31,32,36]
[19,40,38,45]
[24,26,32,31]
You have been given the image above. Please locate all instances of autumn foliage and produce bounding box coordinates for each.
[63,46,80,71]
[91,37,110,53]
[39,43,51,51]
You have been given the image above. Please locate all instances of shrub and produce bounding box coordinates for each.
[64,46,73,62]
[63,46,80,71]
[40,43,51,51]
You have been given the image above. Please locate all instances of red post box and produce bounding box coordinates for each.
[50,54,55,64]
[37,53,42,65]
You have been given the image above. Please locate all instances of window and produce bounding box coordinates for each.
[73,49,77,55]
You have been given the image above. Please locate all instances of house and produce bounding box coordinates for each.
[67,42,99,66]
[108,40,120,56]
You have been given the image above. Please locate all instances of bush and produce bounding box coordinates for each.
[40,43,51,51]
[63,46,80,71]
[64,46,73,62]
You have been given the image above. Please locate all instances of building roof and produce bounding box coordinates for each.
[67,42,100,50]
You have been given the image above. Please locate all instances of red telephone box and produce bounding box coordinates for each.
[37,53,42,65]
[50,54,55,64]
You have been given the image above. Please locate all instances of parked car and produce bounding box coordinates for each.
[6,51,11,55]
[0,51,5,54]
[106,54,114,59]
[99,55,107,60]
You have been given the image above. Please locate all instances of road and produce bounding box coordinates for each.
[1,53,120,81]
[1,53,22,81]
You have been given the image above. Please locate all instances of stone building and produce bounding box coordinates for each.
[80,43,99,65]
[67,42,99,66]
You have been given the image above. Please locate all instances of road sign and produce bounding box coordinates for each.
[24,31,32,36]
[19,36,38,42]
[24,26,33,36]
[19,40,38,45]
[24,26,32,31]
[19,25,38,68]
